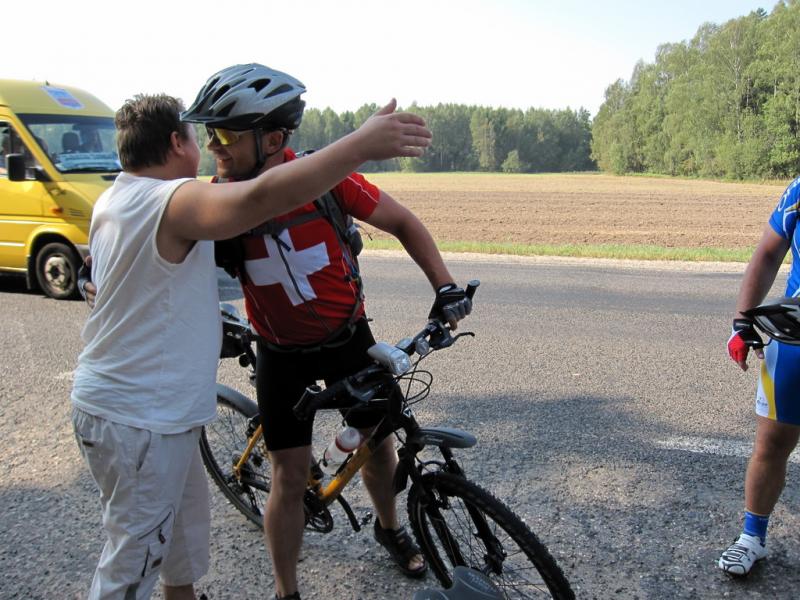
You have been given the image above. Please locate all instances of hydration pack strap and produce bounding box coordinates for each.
[247,210,323,237]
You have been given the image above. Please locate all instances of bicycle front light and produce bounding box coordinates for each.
[367,342,412,376]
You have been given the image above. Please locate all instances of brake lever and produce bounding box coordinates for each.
[451,331,475,344]
[428,322,453,349]
[432,322,477,347]
[745,336,769,349]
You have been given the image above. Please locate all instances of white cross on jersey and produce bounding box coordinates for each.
[244,231,330,306]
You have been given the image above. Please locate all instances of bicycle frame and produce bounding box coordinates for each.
[229,384,453,511]
[229,420,376,505]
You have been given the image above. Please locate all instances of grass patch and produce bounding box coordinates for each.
[364,239,756,262]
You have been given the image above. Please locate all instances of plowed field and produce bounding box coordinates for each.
[365,173,789,249]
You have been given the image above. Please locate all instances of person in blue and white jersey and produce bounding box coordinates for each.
[720,177,800,576]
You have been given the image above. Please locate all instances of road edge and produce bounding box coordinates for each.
[362,249,763,273]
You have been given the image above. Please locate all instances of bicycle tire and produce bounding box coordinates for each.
[408,472,574,599]
[200,393,270,527]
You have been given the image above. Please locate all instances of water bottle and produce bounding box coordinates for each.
[320,426,363,475]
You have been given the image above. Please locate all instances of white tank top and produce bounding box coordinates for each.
[72,173,220,434]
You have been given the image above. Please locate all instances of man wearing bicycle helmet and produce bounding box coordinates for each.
[182,63,471,600]
[719,178,800,576]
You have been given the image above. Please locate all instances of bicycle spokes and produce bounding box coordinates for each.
[429,494,511,578]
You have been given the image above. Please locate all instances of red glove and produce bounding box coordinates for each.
[728,318,764,369]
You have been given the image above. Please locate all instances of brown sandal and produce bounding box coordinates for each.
[374,519,428,579]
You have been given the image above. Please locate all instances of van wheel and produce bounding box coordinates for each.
[35,242,80,299]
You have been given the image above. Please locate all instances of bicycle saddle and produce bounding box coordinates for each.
[412,567,503,600]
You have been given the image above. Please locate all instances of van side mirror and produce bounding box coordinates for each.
[33,167,51,182]
[6,153,26,181]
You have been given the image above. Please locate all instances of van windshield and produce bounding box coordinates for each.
[19,114,121,173]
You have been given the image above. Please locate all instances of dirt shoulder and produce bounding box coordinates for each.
[364,248,763,273]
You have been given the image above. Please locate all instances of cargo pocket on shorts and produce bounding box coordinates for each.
[72,410,101,459]
[138,508,175,578]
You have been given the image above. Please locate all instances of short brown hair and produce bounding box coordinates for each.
[115,94,190,170]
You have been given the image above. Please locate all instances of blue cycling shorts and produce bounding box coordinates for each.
[756,340,800,425]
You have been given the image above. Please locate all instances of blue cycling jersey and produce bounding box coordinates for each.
[768,176,800,297]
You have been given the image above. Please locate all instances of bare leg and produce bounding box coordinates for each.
[264,446,312,598]
[163,584,196,600]
[359,435,424,571]
[745,416,800,516]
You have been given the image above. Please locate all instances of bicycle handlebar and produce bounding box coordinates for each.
[293,380,346,421]
[465,279,479,300]
[292,279,480,421]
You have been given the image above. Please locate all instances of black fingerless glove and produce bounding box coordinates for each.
[429,283,472,323]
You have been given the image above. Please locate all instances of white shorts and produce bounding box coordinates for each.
[73,408,210,599]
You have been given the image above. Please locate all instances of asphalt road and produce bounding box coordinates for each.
[1,252,797,600]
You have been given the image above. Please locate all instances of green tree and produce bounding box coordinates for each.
[193,125,216,177]
[593,5,782,179]
[501,149,524,172]
[470,109,499,171]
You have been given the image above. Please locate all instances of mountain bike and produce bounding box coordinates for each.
[200,282,575,599]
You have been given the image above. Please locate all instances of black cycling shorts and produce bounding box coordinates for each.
[255,318,387,451]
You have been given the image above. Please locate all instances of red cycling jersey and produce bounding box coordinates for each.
[239,148,380,346]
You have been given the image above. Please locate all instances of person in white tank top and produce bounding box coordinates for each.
[71,92,432,600]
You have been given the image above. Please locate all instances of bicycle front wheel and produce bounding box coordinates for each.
[408,472,574,599]
[200,393,270,527]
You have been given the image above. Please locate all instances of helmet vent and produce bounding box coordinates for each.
[266,84,293,99]
[211,85,231,106]
[250,78,271,93]
[215,102,234,118]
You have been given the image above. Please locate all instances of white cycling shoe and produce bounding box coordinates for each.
[718,533,767,576]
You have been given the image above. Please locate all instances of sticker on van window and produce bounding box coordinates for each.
[42,87,84,110]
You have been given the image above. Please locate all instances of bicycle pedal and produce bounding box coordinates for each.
[360,511,373,527]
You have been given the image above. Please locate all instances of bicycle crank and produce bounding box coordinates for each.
[303,490,334,533]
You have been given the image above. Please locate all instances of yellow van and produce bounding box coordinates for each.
[0,79,118,299]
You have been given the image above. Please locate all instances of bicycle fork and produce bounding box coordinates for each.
[411,448,507,578]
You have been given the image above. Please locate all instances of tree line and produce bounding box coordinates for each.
[591,0,800,179]
[288,103,594,173]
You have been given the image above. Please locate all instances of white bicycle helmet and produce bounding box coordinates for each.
[182,63,306,131]
[744,297,800,345]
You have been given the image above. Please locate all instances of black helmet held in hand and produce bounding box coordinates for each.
[744,297,800,345]
[181,63,306,131]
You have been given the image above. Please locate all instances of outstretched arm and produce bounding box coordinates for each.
[166,99,431,243]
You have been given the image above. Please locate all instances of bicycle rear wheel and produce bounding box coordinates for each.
[408,472,574,599]
[200,393,270,526]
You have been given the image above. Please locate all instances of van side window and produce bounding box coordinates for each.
[0,122,42,179]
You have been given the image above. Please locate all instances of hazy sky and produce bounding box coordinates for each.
[3,0,771,116]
